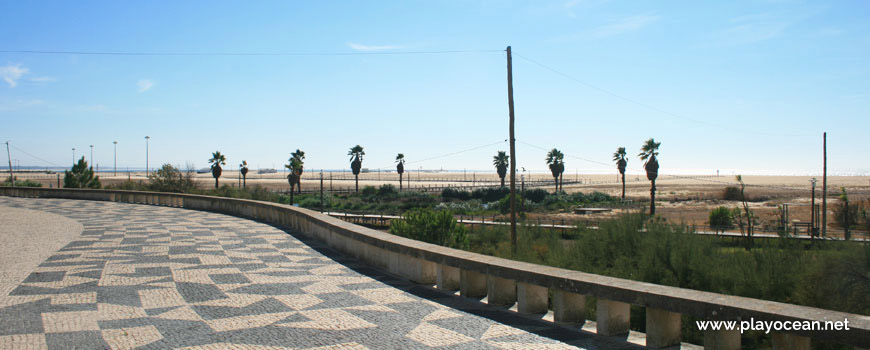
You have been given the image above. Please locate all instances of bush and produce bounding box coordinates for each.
[524,189,548,203]
[64,157,101,188]
[377,184,397,196]
[1,178,42,187]
[441,187,471,200]
[471,187,510,202]
[390,208,468,249]
[722,186,742,201]
[709,206,734,231]
[147,163,197,193]
[360,185,377,197]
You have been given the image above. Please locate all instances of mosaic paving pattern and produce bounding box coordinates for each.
[0,197,600,350]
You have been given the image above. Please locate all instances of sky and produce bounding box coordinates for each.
[1,0,868,176]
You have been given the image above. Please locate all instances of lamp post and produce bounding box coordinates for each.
[113,141,117,176]
[72,148,76,164]
[145,136,150,177]
[89,145,94,168]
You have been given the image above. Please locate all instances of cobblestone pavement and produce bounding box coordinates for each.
[1,197,635,350]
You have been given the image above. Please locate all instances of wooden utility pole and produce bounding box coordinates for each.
[507,46,517,254]
[822,132,827,237]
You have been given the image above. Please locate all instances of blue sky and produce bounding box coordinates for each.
[1,1,868,175]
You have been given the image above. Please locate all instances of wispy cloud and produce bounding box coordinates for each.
[589,14,660,38]
[0,63,29,87]
[29,76,56,83]
[346,42,403,51]
[0,98,44,111]
[137,79,155,92]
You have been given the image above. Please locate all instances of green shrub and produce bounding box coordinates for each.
[472,187,510,202]
[378,184,397,196]
[524,189,548,203]
[147,163,197,193]
[64,157,101,188]
[390,208,468,249]
[722,186,742,200]
[709,206,733,231]
[1,178,42,187]
[441,187,471,200]
[360,185,377,197]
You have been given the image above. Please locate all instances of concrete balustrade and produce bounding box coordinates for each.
[486,276,516,306]
[553,290,586,324]
[646,308,682,348]
[517,282,548,314]
[772,333,810,350]
[437,264,460,291]
[704,328,740,350]
[596,299,631,336]
[2,186,867,350]
[460,269,487,298]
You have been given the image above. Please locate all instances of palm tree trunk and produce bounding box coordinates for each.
[215,178,219,189]
[290,185,295,205]
[554,176,558,193]
[621,174,625,200]
[242,176,246,189]
[559,174,563,192]
[297,177,302,194]
[500,177,505,187]
[355,175,359,192]
[650,180,656,215]
[399,174,403,191]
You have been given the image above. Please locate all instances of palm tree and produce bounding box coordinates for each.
[208,151,226,189]
[545,148,565,193]
[395,153,406,191]
[612,147,627,200]
[493,151,509,187]
[284,157,302,204]
[348,145,365,192]
[638,138,661,215]
[240,160,249,189]
[291,149,305,194]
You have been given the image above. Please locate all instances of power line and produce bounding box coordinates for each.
[367,139,508,171]
[511,52,812,138]
[0,49,503,57]
[9,145,64,167]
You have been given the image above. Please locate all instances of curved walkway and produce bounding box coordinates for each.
[0,197,594,350]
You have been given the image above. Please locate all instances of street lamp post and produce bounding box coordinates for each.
[72,148,76,164]
[145,136,150,177]
[113,141,117,176]
[89,145,94,168]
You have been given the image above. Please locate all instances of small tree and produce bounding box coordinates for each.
[240,161,249,189]
[64,157,101,188]
[834,187,859,240]
[612,147,627,200]
[545,148,564,193]
[735,175,755,250]
[208,151,226,189]
[291,149,305,194]
[493,151,509,188]
[348,145,365,192]
[639,138,660,215]
[709,206,733,233]
[285,157,302,204]
[395,153,405,191]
